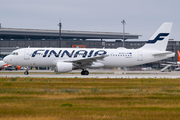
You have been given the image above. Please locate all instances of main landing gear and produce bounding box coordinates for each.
[81,70,89,75]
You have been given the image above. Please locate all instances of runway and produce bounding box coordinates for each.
[1,69,180,78]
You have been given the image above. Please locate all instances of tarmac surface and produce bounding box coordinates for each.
[0,69,180,78]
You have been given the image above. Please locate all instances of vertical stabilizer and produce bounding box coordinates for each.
[177,50,180,62]
[141,22,173,51]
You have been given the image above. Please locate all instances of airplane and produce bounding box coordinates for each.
[3,22,175,75]
[160,50,180,72]
[0,61,6,70]
[0,61,21,70]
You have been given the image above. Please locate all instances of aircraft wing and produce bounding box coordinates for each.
[64,55,108,67]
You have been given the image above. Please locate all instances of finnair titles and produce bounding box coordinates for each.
[31,49,107,58]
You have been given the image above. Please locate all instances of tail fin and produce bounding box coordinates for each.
[177,50,180,62]
[141,22,173,51]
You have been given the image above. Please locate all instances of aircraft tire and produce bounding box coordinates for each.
[84,70,89,75]
[81,70,89,75]
[81,71,84,75]
[24,71,29,75]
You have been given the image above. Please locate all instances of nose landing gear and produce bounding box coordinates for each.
[24,67,29,75]
[24,70,29,75]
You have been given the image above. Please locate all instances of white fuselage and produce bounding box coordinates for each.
[3,47,174,68]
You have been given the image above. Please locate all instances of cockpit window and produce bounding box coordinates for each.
[10,52,18,55]
[10,52,15,55]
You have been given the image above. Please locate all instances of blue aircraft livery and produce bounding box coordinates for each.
[147,33,169,43]
[31,49,107,58]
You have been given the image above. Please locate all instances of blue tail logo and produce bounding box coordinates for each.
[147,33,169,44]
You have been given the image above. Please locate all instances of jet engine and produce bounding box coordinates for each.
[54,62,73,73]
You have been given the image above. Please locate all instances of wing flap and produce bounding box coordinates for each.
[64,55,107,68]
[65,55,107,63]
[52,55,107,68]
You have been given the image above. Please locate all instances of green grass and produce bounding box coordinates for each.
[1,77,180,120]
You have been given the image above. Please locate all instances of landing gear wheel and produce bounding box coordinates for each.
[81,71,84,75]
[24,71,29,75]
[81,70,89,75]
[84,70,89,75]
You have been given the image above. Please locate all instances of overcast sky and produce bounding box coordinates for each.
[1,0,180,41]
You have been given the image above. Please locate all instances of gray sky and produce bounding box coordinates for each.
[1,0,180,41]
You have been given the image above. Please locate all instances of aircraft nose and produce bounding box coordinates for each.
[3,56,11,64]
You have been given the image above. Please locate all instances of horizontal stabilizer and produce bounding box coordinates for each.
[152,51,175,56]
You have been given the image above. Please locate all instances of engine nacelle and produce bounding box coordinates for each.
[54,62,73,73]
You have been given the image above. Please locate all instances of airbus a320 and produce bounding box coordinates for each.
[3,22,175,75]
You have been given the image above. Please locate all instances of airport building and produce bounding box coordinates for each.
[0,27,179,69]
[0,28,140,55]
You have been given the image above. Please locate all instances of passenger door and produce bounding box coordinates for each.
[24,49,30,60]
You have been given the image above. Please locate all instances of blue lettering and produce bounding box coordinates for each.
[74,50,88,58]
[61,50,75,57]
[94,50,107,56]
[32,50,45,57]
[43,50,49,57]
[48,50,62,57]
[32,49,107,58]
[88,50,94,57]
